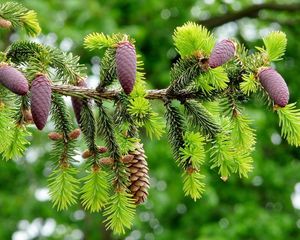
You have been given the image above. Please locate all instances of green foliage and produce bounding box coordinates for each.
[165,101,185,162]
[0,2,40,36]
[210,118,235,179]
[180,131,205,169]
[196,67,229,92]
[97,102,120,160]
[7,41,85,84]
[182,171,205,201]
[143,112,165,139]
[262,31,287,62]
[183,100,220,138]
[80,102,98,153]
[115,133,137,155]
[48,166,79,211]
[234,150,253,178]
[231,114,256,150]
[98,48,117,89]
[80,168,110,212]
[0,105,14,154]
[169,56,204,93]
[240,73,258,95]
[84,33,116,50]
[277,103,300,146]
[1,125,30,160]
[104,190,136,235]
[173,22,215,57]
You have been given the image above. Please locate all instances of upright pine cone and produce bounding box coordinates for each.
[126,142,150,204]
[208,39,236,68]
[71,79,88,125]
[0,64,29,95]
[116,41,136,95]
[258,67,289,107]
[30,74,52,130]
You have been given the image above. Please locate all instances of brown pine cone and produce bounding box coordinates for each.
[125,142,150,204]
[116,41,136,94]
[0,64,29,95]
[30,74,52,130]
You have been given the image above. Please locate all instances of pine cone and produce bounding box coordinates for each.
[30,74,52,130]
[258,67,289,107]
[126,142,150,204]
[208,39,236,68]
[71,79,88,125]
[0,65,29,95]
[116,41,136,94]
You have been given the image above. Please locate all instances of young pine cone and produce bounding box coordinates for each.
[71,79,88,125]
[126,142,150,204]
[30,74,52,130]
[208,39,236,68]
[0,18,12,29]
[258,67,289,107]
[0,64,29,95]
[116,41,136,95]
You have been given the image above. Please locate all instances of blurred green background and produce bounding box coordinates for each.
[1,0,300,239]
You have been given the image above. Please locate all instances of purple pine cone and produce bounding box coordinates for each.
[71,80,87,125]
[258,67,289,107]
[0,65,29,95]
[30,75,52,130]
[208,39,236,68]
[116,41,136,94]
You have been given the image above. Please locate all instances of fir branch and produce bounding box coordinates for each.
[165,101,185,164]
[48,166,79,211]
[234,150,253,178]
[97,48,117,90]
[96,101,121,160]
[80,167,110,212]
[183,100,220,138]
[104,190,136,235]
[0,2,41,36]
[182,170,205,201]
[210,118,235,179]
[231,113,256,151]
[262,31,287,62]
[168,56,206,93]
[84,33,115,50]
[1,125,30,161]
[180,131,205,169]
[276,103,300,146]
[173,22,215,57]
[0,104,15,155]
[80,102,98,154]
[240,73,259,96]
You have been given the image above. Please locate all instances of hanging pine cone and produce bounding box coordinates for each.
[71,79,88,125]
[0,64,29,95]
[116,41,136,95]
[125,142,150,204]
[208,39,236,68]
[258,67,289,107]
[30,74,52,130]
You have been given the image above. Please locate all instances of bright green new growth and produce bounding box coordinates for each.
[104,190,136,235]
[173,21,215,57]
[277,103,300,147]
[262,31,287,62]
[48,167,79,211]
[81,169,110,212]
[0,2,40,36]
[240,73,258,95]
[182,171,205,201]
[2,1,300,236]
